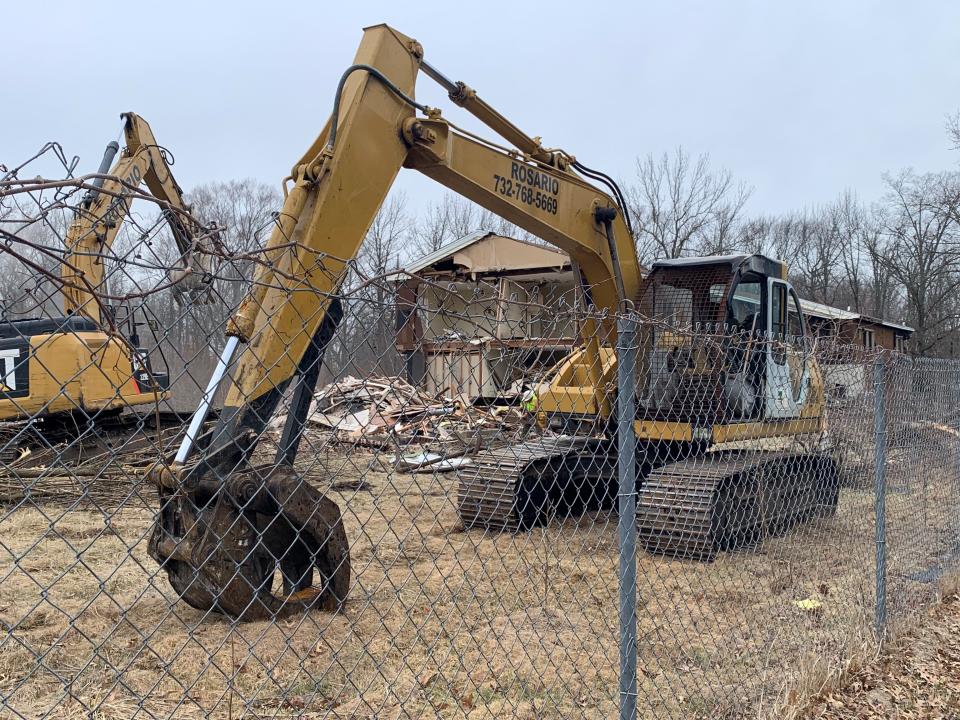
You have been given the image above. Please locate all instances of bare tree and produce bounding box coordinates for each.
[328,193,412,377]
[131,179,282,408]
[861,213,899,321]
[948,111,960,153]
[876,170,960,354]
[188,179,281,299]
[357,193,411,281]
[413,192,528,257]
[736,215,774,255]
[0,221,64,318]
[626,147,752,264]
[792,210,847,305]
[829,191,868,313]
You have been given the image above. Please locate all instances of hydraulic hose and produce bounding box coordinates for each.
[327,64,429,150]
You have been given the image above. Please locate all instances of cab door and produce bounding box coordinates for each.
[765,279,809,418]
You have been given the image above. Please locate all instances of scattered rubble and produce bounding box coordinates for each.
[297,375,536,469]
[0,418,202,506]
[0,373,536,505]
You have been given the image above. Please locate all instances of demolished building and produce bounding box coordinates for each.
[394,231,578,400]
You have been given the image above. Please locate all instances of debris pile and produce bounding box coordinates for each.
[0,422,26,464]
[0,422,187,506]
[303,375,534,462]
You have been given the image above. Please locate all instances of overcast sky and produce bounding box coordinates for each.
[3,1,959,221]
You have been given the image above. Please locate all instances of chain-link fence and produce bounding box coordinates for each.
[2,152,960,720]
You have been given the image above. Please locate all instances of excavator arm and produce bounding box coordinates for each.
[62,112,216,324]
[149,24,642,620]
[192,25,638,468]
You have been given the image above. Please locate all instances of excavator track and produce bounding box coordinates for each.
[457,436,616,532]
[636,450,839,560]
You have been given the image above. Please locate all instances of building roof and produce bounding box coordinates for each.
[800,299,913,334]
[860,315,914,334]
[798,298,859,322]
[405,231,570,278]
[405,230,492,275]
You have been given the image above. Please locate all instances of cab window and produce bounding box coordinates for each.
[788,291,804,341]
[728,279,761,332]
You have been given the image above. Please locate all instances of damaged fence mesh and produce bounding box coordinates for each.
[1,148,960,719]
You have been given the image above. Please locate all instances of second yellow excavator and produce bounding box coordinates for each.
[0,112,217,422]
[147,24,837,621]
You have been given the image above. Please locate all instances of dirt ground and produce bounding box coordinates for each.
[1,438,958,719]
[803,593,960,718]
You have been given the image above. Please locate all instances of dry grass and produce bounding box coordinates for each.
[801,592,960,718]
[1,439,958,719]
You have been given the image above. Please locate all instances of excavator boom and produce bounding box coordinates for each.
[62,112,216,323]
[170,24,640,481]
[0,113,216,422]
[150,24,643,620]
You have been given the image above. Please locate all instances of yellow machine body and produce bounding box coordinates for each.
[0,113,210,422]
[149,23,831,620]
[0,322,159,419]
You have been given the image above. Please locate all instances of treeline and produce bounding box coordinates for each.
[3,117,960,392]
[625,149,960,356]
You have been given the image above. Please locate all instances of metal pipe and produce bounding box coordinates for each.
[598,209,627,306]
[874,356,887,638]
[174,335,240,465]
[82,141,120,208]
[422,65,552,164]
[617,314,639,719]
[419,59,458,94]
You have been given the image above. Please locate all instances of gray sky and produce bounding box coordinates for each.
[3,0,959,220]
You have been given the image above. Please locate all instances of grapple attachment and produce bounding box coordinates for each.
[149,465,350,621]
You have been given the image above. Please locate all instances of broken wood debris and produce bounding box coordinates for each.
[0,423,190,507]
[300,375,533,463]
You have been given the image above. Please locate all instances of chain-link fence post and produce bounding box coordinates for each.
[617,312,639,719]
[874,355,887,639]
[956,364,960,539]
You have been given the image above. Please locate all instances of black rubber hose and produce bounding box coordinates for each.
[573,160,634,237]
[327,64,428,150]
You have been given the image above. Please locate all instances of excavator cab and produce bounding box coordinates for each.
[637,254,816,432]
[631,255,833,559]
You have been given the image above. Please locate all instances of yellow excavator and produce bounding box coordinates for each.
[147,24,836,620]
[0,112,216,422]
